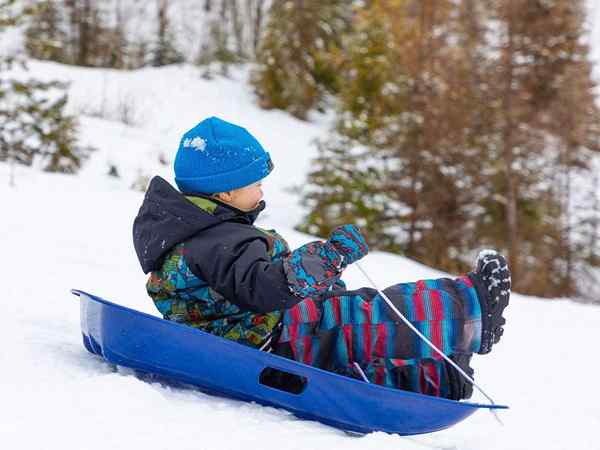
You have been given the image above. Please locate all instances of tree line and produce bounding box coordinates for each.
[24,0,270,70]
[256,0,600,299]
[3,0,600,298]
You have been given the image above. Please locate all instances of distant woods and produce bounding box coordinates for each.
[7,0,600,298]
[24,0,270,69]
[293,0,600,299]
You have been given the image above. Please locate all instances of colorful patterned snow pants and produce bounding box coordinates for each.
[273,275,482,399]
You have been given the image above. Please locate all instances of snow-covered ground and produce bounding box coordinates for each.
[2,58,600,450]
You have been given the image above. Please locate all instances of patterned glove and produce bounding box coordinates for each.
[327,224,368,265]
[283,241,345,298]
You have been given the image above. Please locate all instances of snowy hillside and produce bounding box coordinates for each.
[2,60,600,450]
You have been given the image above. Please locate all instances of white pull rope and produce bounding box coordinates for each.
[354,261,503,424]
[353,362,370,383]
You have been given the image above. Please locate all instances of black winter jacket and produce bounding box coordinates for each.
[133,176,347,314]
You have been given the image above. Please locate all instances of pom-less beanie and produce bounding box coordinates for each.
[174,116,274,194]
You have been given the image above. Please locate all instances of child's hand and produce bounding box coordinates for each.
[328,224,368,265]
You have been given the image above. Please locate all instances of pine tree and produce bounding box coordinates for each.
[299,136,394,248]
[479,0,600,294]
[0,0,93,184]
[24,0,69,63]
[300,0,600,297]
[301,0,479,272]
[25,1,130,68]
[298,0,406,246]
[252,0,353,119]
[22,1,268,70]
[541,8,600,296]
[152,0,183,67]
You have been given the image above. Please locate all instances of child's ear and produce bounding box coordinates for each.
[216,191,233,202]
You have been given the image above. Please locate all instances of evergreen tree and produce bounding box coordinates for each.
[152,0,184,67]
[195,0,270,73]
[24,0,69,63]
[208,1,238,69]
[542,23,600,296]
[300,136,393,248]
[252,0,353,119]
[25,1,131,69]
[298,0,398,244]
[22,1,269,70]
[0,79,91,174]
[478,0,600,294]
[300,0,600,297]
[0,0,93,184]
[301,0,479,273]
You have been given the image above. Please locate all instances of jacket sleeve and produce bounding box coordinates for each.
[186,234,304,313]
[186,232,347,314]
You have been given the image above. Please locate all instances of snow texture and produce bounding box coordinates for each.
[2,15,600,447]
[183,136,207,151]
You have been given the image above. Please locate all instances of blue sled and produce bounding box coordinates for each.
[72,289,507,435]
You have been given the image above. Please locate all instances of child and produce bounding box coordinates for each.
[133,117,510,400]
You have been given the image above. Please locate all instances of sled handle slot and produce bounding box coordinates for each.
[258,367,307,395]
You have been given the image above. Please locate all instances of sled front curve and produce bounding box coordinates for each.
[72,289,507,435]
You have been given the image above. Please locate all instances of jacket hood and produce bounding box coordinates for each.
[133,176,265,273]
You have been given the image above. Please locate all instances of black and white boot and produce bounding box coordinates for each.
[469,250,511,355]
[445,353,475,400]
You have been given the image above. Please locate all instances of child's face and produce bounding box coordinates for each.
[217,181,264,211]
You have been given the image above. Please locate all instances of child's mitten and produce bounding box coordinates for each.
[327,224,368,265]
[283,241,345,298]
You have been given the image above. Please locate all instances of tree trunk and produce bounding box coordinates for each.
[78,0,91,66]
[501,0,519,284]
[114,0,124,68]
[252,0,265,54]
[230,0,244,59]
[156,0,168,66]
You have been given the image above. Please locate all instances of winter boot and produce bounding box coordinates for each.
[469,250,511,355]
[445,353,474,400]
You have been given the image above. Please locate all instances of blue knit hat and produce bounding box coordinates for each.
[174,117,274,194]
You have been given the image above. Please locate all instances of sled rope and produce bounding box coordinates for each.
[353,362,370,382]
[355,262,503,424]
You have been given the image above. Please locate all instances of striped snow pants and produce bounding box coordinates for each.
[273,275,482,399]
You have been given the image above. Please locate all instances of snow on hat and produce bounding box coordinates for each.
[174,116,274,194]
